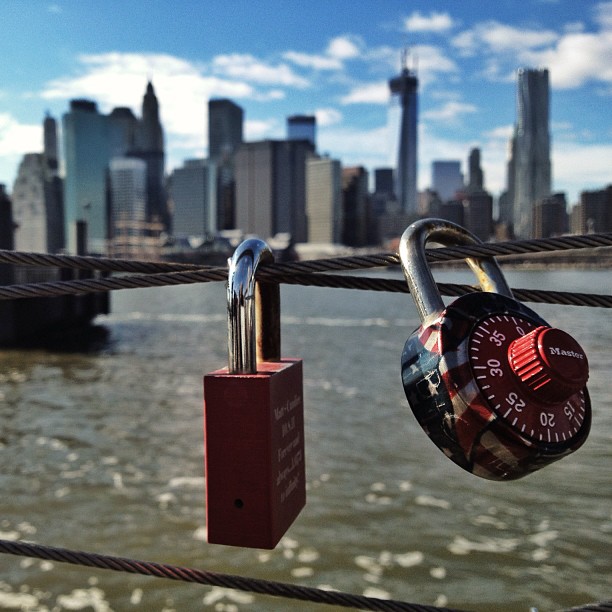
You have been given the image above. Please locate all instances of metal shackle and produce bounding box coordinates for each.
[227,238,280,374]
[399,218,513,324]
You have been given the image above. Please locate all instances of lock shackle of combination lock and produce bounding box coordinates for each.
[227,237,280,374]
[399,218,513,323]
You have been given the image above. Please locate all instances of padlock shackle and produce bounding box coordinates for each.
[227,238,279,374]
[399,218,513,324]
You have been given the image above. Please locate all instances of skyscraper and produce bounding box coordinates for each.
[62,99,110,254]
[168,158,215,237]
[374,168,394,197]
[43,112,59,173]
[342,166,369,246]
[512,68,551,239]
[108,157,147,257]
[12,113,64,254]
[389,53,418,215]
[467,148,484,192]
[432,161,463,202]
[208,99,243,161]
[208,99,244,230]
[133,81,167,229]
[287,115,316,148]
[306,156,342,244]
[234,139,313,242]
[108,107,138,158]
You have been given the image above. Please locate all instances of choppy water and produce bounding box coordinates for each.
[0,268,610,611]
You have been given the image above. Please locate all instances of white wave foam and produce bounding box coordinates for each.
[168,476,205,488]
[100,312,226,324]
[448,535,520,555]
[291,567,315,578]
[415,495,451,510]
[283,315,392,328]
[362,587,390,600]
[394,551,424,568]
[56,587,111,611]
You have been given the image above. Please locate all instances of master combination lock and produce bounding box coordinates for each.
[400,219,591,480]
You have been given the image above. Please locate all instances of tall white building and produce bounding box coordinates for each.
[306,156,342,244]
[169,158,216,237]
[108,157,146,257]
[12,115,64,254]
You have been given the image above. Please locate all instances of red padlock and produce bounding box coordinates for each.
[203,238,306,548]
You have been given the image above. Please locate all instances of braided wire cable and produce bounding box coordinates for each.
[0,232,610,275]
[0,267,611,308]
[0,249,203,273]
[0,539,464,612]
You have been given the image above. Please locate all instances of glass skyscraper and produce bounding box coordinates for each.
[512,68,551,239]
[208,99,243,161]
[389,55,418,215]
[62,100,110,254]
[287,115,316,148]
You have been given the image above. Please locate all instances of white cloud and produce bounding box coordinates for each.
[318,124,391,169]
[553,141,612,200]
[0,113,42,156]
[412,44,459,85]
[483,124,514,141]
[39,51,281,163]
[341,44,457,105]
[564,21,585,34]
[326,35,361,60]
[522,31,612,88]
[283,36,361,72]
[404,11,455,33]
[315,107,343,127]
[244,118,280,141]
[211,53,310,88]
[282,51,342,71]
[422,101,477,123]
[340,81,389,105]
[594,1,612,29]
[452,10,612,90]
[452,21,558,57]
[0,114,44,190]
[551,120,573,131]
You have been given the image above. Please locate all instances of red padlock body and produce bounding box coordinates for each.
[203,359,305,549]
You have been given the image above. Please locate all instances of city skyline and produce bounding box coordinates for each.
[0,1,611,205]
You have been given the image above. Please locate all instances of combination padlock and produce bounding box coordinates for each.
[203,238,306,548]
[400,219,591,480]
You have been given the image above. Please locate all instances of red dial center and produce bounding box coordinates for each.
[468,315,588,445]
[508,326,589,403]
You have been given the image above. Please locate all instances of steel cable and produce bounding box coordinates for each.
[0,232,610,275]
[0,539,607,611]
[0,539,464,612]
[0,267,611,308]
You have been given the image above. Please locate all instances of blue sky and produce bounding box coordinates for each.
[0,0,611,204]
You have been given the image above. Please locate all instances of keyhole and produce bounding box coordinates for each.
[234,498,244,509]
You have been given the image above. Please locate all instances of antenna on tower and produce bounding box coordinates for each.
[401,47,408,71]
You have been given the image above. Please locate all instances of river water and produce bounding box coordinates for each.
[0,268,610,611]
